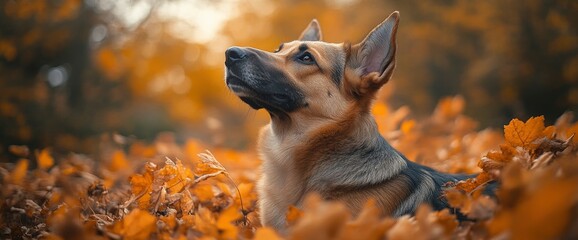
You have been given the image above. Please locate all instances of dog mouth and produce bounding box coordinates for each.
[225,72,262,109]
[225,69,294,113]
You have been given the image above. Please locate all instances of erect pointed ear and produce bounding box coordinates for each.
[299,19,322,41]
[348,11,399,94]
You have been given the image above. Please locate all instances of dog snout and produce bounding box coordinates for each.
[226,47,247,62]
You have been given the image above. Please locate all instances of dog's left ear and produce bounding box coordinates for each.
[299,19,322,41]
[349,11,399,94]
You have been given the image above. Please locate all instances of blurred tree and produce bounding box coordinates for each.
[0,0,176,154]
[389,0,578,126]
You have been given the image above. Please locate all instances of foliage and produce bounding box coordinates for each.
[1,97,578,239]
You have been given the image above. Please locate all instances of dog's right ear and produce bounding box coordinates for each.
[347,11,399,96]
[299,19,322,41]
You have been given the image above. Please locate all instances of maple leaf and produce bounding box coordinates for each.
[504,116,545,149]
[129,162,157,209]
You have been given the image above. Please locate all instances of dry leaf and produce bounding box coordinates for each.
[111,209,156,239]
[504,116,545,149]
[254,227,283,240]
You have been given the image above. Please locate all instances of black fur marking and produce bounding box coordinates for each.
[299,43,308,52]
[331,60,343,86]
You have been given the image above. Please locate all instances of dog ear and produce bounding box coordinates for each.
[299,19,322,41]
[349,11,399,94]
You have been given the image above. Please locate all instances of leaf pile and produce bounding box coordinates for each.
[2,97,578,239]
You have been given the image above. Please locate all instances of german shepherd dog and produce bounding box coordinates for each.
[225,12,478,231]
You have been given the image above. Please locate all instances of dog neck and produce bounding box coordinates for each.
[263,107,408,188]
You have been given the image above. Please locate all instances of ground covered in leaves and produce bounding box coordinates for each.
[1,96,578,239]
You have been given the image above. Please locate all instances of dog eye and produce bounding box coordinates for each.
[297,52,315,64]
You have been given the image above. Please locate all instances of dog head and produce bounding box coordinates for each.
[225,12,399,122]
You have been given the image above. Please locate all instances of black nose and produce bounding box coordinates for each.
[226,47,247,61]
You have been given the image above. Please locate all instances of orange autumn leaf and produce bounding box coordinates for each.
[434,95,465,119]
[371,102,389,117]
[543,125,556,139]
[111,209,156,239]
[290,194,350,239]
[36,148,54,170]
[236,183,257,207]
[337,199,395,240]
[8,145,29,157]
[504,116,545,148]
[480,144,516,171]
[129,162,157,209]
[433,209,459,235]
[400,119,415,134]
[286,205,303,226]
[217,205,242,239]
[490,175,578,240]
[193,207,219,236]
[254,227,283,240]
[159,158,193,193]
[191,183,216,202]
[109,150,128,172]
[9,159,29,184]
[452,171,494,194]
[445,188,468,209]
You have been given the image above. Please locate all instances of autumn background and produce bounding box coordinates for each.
[1,0,578,239]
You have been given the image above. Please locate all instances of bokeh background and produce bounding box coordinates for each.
[1,0,577,155]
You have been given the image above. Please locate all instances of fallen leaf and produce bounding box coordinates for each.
[255,227,283,240]
[111,209,156,240]
[504,116,545,149]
